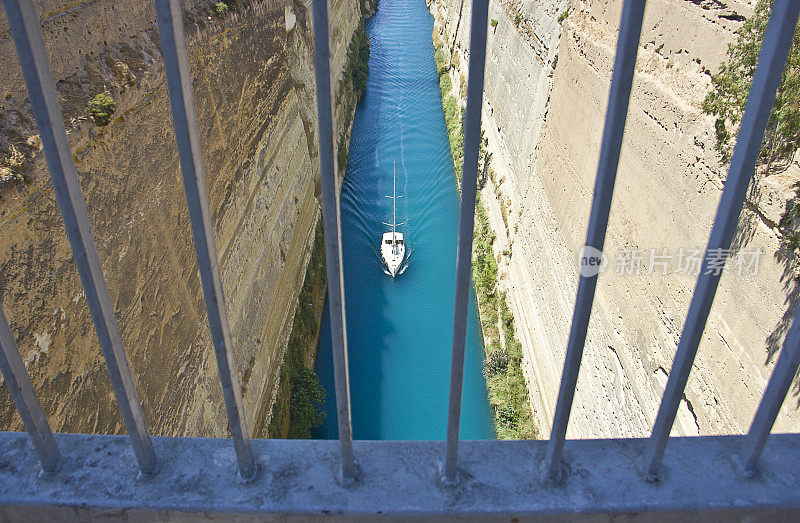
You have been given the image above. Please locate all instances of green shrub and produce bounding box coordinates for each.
[702,0,800,166]
[88,92,116,126]
[288,365,326,439]
[702,0,800,255]
[441,93,463,184]
[435,48,448,69]
[443,95,457,124]
[490,18,498,27]
[350,25,370,96]
[341,24,370,99]
[439,73,452,97]
[513,13,522,27]
[557,10,569,23]
[214,1,228,16]
[450,131,463,169]
[267,222,327,439]
[436,76,538,437]
[483,347,509,377]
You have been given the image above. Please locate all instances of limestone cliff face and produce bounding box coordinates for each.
[431,0,800,437]
[0,0,362,437]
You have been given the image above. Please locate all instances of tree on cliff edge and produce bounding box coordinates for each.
[704,0,800,399]
[702,0,800,169]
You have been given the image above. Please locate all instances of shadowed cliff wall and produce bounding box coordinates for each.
[0,0,362,437]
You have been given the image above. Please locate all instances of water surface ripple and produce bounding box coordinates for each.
[313,0,494,440]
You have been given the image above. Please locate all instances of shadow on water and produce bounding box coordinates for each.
[312,0,494,440]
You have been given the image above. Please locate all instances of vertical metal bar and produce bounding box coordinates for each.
[442,0,490,484]
[740,307,800,477]
[311,0,356,484]
[0,307,59,472]
[3,0,156,475]
[543,0,646,484]
[154,0,255,481]
[643,0,800,481]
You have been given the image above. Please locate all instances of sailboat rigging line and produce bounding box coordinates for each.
[380,161,407,277]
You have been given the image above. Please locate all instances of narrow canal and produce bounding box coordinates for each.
[312,0,494,440]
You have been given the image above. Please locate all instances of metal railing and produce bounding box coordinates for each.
[0,0,799,515]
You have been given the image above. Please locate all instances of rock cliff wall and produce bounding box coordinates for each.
[431,0,800,437]
[0,0,362,437]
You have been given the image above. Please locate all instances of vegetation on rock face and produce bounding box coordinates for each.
[439,70,452,97]
[704,1,800,252]
[268,221,327,439]
[435,48,449,76]
[88,92,116,126]
[288,365,326,438]
[703,0,800,365]
[348,25,371,98]
[473,200,537,439]
[435,38,537,439]
[702,0,800,167]
[360,0,379,16]
[213,1,229,16]
[473,203,498,301]
[337,23,372,173]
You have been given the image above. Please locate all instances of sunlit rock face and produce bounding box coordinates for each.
[430,0,800,438]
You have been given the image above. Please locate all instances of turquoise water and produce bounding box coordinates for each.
[312,0,494,440]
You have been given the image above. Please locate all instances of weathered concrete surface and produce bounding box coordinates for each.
[0,0,361,437]
[0,432,799,519]
[431,0,800,438]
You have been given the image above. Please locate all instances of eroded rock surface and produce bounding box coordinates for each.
[0,0,362,437]
[431,0,800,437]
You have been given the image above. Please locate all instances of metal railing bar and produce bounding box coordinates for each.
[442,0,490,484]
[154,0,255,481]
[2,0,157,475]
[0,307,60,472]
[542,0,646,484]
[740,306,800,478]
[310,0,356,483]
[642,0,800,481]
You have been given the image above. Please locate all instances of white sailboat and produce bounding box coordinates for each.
[381,161,405,277]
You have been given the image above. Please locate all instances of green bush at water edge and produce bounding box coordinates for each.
[437,57,537,440]
[268,222,327,439]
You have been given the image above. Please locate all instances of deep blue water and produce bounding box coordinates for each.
[312,0,494,440]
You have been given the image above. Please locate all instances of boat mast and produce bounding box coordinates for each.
[392,161,396,245]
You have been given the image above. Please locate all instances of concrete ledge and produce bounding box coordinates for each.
[0,433,798,520]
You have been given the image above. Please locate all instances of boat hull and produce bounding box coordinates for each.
[381,232,405,277]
